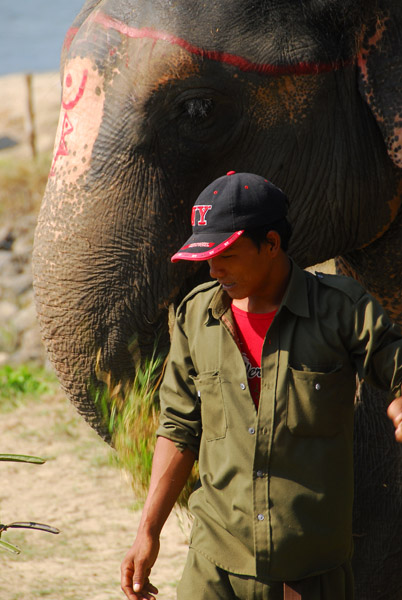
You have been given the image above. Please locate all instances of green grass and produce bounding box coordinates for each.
[0,364,57,411]
[95,352,198,508]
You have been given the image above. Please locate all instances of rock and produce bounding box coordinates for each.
[11,327,46,365]
[0,136,18,151]
[12,237,33,258]
[0,218,46,366]
[13,303,37,333]
[0,301,18,322]
[12,220,35,257]
[0,225,14,250]
[0,352,10,366]
[0,272,33,297]
[0,250,13,270]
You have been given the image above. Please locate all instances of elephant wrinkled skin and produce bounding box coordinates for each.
[32,1,402,598]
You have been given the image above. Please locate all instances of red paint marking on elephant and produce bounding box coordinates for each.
[62,70,88,110]
[64,27,79,51]
[50,70,89,177]
[90,11,349,75]
[50,112,74,176]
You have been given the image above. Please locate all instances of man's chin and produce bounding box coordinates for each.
[222,287,247,300]
[221,284,235,293]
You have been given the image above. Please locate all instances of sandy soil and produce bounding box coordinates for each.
[0,389,191,600]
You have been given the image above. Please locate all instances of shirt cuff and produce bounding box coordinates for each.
[156,425,200,457]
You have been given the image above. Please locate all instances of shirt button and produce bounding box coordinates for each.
[248,427,255,435]
[315,383,321,391]
[257,514,265,521]
[240,383,246,390]
[256,470,264,477]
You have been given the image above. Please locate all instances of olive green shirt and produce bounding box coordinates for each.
[157,260,402,581]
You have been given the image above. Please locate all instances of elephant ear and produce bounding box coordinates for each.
[358,3,402,169]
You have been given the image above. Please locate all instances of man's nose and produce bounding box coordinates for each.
[208,258,224,279]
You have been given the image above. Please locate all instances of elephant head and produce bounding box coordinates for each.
[33,0,402,428]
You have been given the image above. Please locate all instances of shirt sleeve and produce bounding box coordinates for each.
[156,303,202,456]
[349,291,402,399]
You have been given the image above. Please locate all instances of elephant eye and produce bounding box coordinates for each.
[182,98,214,121]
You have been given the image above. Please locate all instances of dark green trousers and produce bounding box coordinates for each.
[177,549,354,600]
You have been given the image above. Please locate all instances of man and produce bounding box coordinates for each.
[121,171,402,600]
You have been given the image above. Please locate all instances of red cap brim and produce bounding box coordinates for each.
[171,230,244,262]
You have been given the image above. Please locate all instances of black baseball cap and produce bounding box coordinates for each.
[171,171,288,262]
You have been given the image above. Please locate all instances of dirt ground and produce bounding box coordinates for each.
[0,388,191,600]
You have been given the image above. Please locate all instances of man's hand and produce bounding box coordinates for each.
[387,396,402,443]
[121,532,160,600]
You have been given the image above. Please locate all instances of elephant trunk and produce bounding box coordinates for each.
[33,161,189,437]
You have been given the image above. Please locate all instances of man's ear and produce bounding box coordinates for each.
[265,231,281,254]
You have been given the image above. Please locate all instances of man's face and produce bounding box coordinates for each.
[207,235,275,301]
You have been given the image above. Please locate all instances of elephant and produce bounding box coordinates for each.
[32,0,402,598]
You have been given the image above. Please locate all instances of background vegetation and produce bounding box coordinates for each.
[0,153,51,220]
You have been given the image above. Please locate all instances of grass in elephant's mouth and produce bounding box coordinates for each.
[95,352,198,509]
[0,153,51,220]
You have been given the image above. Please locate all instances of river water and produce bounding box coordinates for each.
[0,0,86,76]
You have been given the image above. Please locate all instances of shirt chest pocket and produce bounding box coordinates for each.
[286,365,356,437]
[193,371,227,441]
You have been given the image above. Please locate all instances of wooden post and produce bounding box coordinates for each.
[25,73,37,159]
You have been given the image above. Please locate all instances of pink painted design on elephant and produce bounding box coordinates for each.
[49,69,89,177]
[63,27,79,52]
[62,69,88,110]
[50,113,74,176]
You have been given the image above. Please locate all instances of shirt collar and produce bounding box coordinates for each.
[280,258,310,318]
[206,257,310,323]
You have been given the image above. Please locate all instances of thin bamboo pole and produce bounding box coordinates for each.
[25,73,37,159]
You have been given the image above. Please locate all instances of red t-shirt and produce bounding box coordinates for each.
[231,304,276,407]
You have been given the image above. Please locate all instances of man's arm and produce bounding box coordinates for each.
[346,289,402,437]
[387,397,402,443]
[121,436,196,600]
